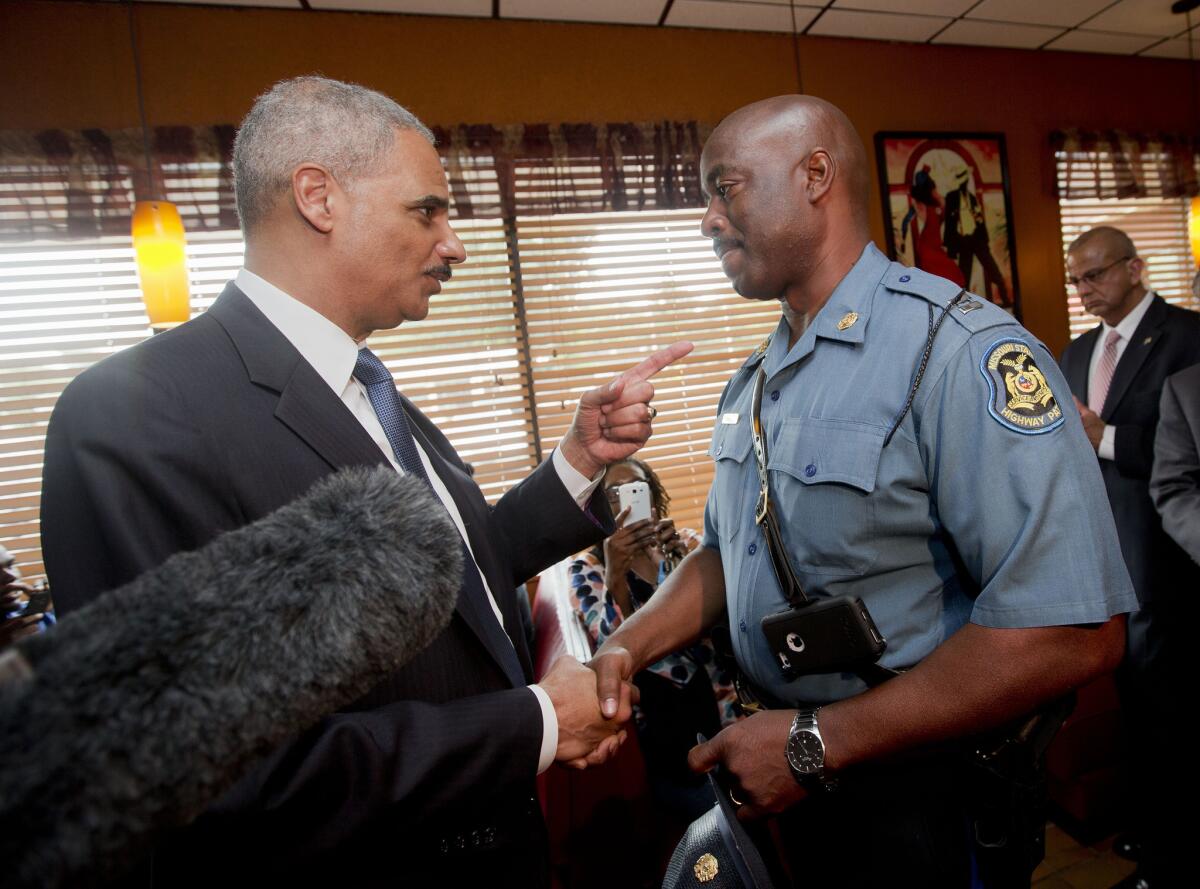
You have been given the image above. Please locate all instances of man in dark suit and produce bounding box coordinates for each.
[40,76,687,888]
[1059,226,1200,889]
[1152,363,1200,567]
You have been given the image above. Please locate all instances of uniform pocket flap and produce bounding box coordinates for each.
[770,418,885,494]
[709,420,753,464]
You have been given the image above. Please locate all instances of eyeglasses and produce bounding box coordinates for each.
[1067,256,1131,289]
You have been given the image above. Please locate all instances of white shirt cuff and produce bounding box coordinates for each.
[1098,424,1116,462]
[551,446,604,508]
[528,683,558,774]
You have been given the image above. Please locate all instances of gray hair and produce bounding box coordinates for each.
[1067,225,1138,260]
[232,76,435,234]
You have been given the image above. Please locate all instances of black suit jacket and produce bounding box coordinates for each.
[1151,363,1200,567]
[1059,294,1200,670]
[41,284,609,887]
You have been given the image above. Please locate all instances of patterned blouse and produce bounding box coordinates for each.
[568,540,740,728]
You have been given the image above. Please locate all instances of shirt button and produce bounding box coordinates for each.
[899,274,911,283]
[748,542,757,555]
[739,620,747,632]
[804,463,817,477]
[770,390,780,402]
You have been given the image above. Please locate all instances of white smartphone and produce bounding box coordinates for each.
[616,481,652,523]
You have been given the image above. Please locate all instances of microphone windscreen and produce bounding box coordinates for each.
[0,466,461,888]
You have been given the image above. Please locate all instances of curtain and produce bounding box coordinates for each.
[1052,129,1200,200]
[0,120,712,237]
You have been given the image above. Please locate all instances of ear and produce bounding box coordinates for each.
[1127,256,1146,286]
[292,163,337,234]
[803,149,836,205]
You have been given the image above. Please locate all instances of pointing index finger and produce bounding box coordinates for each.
[618,341,694,386]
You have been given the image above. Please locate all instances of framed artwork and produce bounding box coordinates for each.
[875,131,1020,318]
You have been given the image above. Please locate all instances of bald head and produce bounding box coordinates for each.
[699,95,872,306]
[1067,225,1137,261]
[710,96,871,231]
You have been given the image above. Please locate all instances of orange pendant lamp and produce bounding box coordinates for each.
[1190,196,1200,269]
[132,200,190,329]
[127,1,190,332]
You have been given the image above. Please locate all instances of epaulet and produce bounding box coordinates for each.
[881,264,1015,334]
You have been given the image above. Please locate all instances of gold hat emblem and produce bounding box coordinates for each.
[837,311,858,331]
[694,853,720,882]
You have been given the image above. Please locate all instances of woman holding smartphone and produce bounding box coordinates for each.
[569,457,739,820]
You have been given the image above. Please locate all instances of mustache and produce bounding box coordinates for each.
[712,239,742,257]
[424,265,453,282]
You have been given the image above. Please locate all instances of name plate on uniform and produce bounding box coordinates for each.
[721,413,740,425]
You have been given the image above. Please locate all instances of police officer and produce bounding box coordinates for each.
[589,96,1136,887]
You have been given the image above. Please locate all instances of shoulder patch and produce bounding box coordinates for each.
[979,339,1065,435]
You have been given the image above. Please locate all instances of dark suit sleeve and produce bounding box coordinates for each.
[41,360,242,615]
[489,454,613,586]
[198,687,544,857]
[1151,374,1200,565]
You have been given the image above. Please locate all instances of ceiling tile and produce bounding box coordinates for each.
[1138,36,1200,59]
[666,1,820,34]
[808,9,951,43]
[501,0,663,26]
[965,0,1114,28]
[308,0,490,13]
[1044,29,1162,55]
[830,0,973,15]
[932,19,1064,49]
[1081,0,1194,38]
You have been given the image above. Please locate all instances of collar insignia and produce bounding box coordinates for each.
[836,311,859,331]
[694,853,719,882]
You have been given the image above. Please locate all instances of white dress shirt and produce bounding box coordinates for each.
[236,268,601,773]
[1087,291,1155,462]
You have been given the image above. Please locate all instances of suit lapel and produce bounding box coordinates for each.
[208,284,388,472]
[1064,326,1099,400]
[1102,296,1167,420]
[211,283,528,684]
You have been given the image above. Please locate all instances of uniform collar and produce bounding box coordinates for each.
[745,242,888,375]
[810,242,889,346]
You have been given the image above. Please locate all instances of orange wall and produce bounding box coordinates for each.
[3,0,1197,352]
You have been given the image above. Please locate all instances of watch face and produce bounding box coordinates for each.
[787,730,823,775]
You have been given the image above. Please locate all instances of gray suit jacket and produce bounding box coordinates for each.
[1151,362,1200,566]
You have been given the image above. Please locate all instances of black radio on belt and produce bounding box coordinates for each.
[749,366,891,686]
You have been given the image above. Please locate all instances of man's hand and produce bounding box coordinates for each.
[559,341,694,479]
[538,654,634,768]
[589,643,637,720]
[1073,396,1105,452]
[687,710,807,820]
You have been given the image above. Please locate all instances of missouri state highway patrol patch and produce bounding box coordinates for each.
[980,340,1065,435]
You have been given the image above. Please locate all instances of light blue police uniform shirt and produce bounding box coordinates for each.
[703,243,1138,705]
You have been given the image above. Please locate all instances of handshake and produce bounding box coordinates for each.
[537,645,640,770]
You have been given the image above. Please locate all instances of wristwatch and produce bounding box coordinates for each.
[786,708,835,790]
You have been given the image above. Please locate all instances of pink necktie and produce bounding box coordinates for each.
[1088,329,1121,414]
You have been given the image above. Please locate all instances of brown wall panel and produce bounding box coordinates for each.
[3,0,1198,352]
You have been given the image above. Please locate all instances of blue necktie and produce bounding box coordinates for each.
[353,347,526,686]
